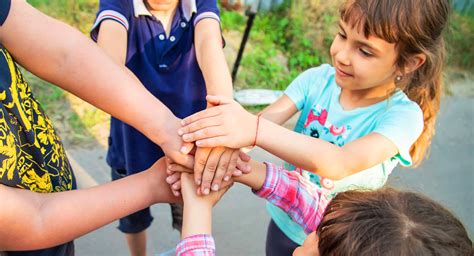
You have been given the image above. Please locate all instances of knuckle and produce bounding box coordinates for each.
[197,158,207,167]
[219,160,229,171]
[205,163,218,172]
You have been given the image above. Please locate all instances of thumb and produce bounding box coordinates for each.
[206,95,233,106]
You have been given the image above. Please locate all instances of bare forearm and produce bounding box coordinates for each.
[0,171,167,250]
[182,203,212,238]
[0,159,178,251]
[1,1,173,144]
[195,20,233,98]
[259,95,299,125]
[257,118,350,179]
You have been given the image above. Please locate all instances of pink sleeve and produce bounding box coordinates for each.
[176,234,215,256]
[253,163,330,233]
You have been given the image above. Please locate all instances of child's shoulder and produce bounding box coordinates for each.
[390,90,422,113]
[378,90,423,124]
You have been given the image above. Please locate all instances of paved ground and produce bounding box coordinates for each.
[69,96,473,255]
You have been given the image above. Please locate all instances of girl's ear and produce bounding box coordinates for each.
[403,53,426,74]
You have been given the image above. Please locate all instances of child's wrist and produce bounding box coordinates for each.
[146,111,176,146]
[186,200,213,212]
[250,114,261,147]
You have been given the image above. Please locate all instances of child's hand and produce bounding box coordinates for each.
[194,147,252,195]
[181,172,231,207]
[160,116,195,169]
[178,95,258,149]
[145,157,182,203]
[165,157,193,197]
[166,155,240,196]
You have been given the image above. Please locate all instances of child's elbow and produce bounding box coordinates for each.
[309,162,350,181]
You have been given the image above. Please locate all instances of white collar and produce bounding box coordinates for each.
[133,0,196,21]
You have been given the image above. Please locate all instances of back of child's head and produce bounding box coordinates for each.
[316,188,473,255]
[339,0,450,166]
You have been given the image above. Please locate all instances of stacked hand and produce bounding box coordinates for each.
[165,149,250,196]
[165,95,254,196]
[178,95,258,149]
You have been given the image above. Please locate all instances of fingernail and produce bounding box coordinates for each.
[224,176,230,181]
[177,129,184,136]
[195,179,201,185]
[234,170,242,176]
[174,191,180,197]
[166,177,172,184]
[168,165,173,170]
[181,120,186,126]
[196,141,202,146]
[203,188,210,195]
[246,165,251,172]
[212,184,219,191]
[173,184,179,190]
[180,146,188,154]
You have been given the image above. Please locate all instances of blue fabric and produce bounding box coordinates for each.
[0,0,10,26]
[91,0,220,173]
[268,64,424,245]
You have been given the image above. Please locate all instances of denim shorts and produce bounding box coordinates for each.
[111,168,183,233]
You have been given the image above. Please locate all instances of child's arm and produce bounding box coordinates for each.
[179,96,399,180]
[169,160,327,235]
[177,173,230,256]
[192,18,246,195]
[258,94,299,125]
[234,161,327,234]
[0,0,193,167]
[0,158,178,251]
[194,18,233,99]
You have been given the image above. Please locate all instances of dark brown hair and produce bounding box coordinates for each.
[317,189,473,255]
[340,0,450,166]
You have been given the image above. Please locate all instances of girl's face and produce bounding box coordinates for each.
[293,231,319,256]
[330,20,399,93]
[145,0,179,11]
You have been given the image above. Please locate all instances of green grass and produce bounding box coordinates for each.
[446,12,474,69]
[28,0,98,33]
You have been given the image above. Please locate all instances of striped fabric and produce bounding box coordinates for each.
[176,234,215,256]
[193,11,220,27]
[254,163,330,234]
[174,163,331,255]
[92,10,129,31]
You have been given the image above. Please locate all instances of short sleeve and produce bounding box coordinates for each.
[0,0,11,26]
[194,0,220,26]
[284,64,333,110]
[373,102,424,166]
[90,0,131,42]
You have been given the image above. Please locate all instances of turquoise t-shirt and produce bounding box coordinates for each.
[267,64,424,244]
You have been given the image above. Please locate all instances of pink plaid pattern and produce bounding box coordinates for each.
[175,163,331,255]
[176,234,215,256]
[254,163,330,234]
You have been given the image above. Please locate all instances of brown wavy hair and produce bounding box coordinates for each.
[339,0,449,166]
[317,189,473,255]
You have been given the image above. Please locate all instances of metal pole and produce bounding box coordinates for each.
[232,10,256,82]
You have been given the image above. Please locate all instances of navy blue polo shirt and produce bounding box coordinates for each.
[91,0,221,173]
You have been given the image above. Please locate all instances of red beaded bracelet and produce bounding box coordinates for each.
[253,114,262,147]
